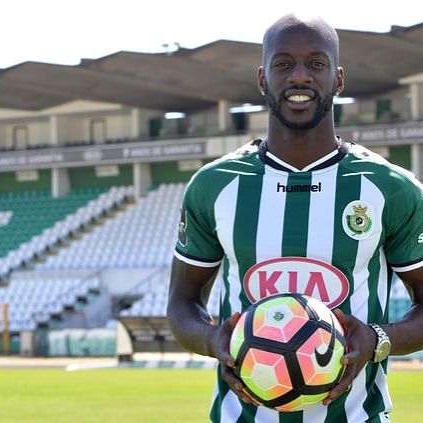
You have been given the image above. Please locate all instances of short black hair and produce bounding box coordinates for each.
[262,15,340,66]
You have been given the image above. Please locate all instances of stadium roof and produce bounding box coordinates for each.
[0,23,423,112]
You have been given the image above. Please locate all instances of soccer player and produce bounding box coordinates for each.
[167,14,423,422]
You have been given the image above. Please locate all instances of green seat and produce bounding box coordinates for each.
[0,189,106,258]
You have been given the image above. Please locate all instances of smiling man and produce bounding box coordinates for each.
[260,22,340,132]
[167,14,423,422]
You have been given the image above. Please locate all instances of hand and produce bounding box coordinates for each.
[322,309,377,405]
[213,313,261,405]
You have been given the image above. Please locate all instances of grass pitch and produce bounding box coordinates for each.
[0,368,420,422]
[0,368,214,423]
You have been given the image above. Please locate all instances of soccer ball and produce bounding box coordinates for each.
[229,293,346,412]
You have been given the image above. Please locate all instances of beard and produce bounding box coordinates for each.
[263,83,337,131]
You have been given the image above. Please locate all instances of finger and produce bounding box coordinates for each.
[228,312,241,329]
[341,349,360,365]
[239,391,256,404]
[216,336,235,367]
[217,313,242,367]
[242,388,262,406]
[327,359,358,398]
[219,349,236,368]
[323,365,356,405]
[221,366,255,404]
[322,383,352,406]
[221,364,242,390]
[333,309,351,327]
[220,312,241,336]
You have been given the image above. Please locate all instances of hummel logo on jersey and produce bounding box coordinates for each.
[276,182,322,193]
[418,233,423,244]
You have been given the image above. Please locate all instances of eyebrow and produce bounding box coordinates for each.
[270,51,332,65]
[271,51,330,60]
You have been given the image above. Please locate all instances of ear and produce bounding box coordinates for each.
[335,66,345,96]
[257,66,266,95]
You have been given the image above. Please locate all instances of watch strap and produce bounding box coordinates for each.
[368,323,391,362]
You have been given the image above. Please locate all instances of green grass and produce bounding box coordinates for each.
[388,370,423,423]
[0,369,215,423]
[0,368,420,422]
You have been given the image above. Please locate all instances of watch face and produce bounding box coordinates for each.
[375,339,391,362]
[370,324,391,362]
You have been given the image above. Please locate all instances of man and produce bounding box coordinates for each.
[167,14,423,422]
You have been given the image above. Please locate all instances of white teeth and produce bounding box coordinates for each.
[287,95,311,103]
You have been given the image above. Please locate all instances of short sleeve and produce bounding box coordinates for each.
[384,178,423,272]
[174,176,224,267]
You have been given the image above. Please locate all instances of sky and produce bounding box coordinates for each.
[0,0,422,69]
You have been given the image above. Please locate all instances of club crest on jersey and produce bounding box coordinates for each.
[243,257,350,309]
[178,206,188,247]
[342,201,374,240]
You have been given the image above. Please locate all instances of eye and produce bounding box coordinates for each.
[309,60,326,70]
[273,61,293,71]
[273,62,291,70]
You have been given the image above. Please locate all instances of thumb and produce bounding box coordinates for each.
[218,312,241,368]
[227,312,241,330]
[333,308,350,327]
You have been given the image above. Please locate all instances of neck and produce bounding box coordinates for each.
[266,114,339,170]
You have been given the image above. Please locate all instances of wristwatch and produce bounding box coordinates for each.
[368,324,391,362]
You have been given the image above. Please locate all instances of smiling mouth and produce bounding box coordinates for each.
[286,94,313,103]
[284,89,317,105]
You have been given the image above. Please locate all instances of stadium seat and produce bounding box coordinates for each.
[389,274,412,322]
[119,267,221,319]
[0,273,102,332]
[0,186,132,277]
[36,183,185,271]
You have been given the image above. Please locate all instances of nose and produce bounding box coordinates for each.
[287,64,313,85]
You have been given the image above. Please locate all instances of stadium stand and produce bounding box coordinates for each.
[0,272,102,332]
[0,189,101,257]
[117,264,220,355]
[0,185,136,344]
[120,267,220,319]
[0,186,132,281]
[390,275,412,322]
[0,183,187,349]
[35,183,185,270]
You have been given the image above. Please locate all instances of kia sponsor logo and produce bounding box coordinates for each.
[243,257,350,309]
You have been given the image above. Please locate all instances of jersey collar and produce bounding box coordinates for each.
[258,138,349,173]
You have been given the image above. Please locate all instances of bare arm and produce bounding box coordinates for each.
[167,256,257,405]
[167,256,221,357]
[382,267,423,355]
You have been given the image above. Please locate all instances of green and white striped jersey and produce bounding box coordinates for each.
[174,140,423,423]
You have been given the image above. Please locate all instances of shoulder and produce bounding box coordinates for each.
[343,142,422,196]
[186,139,264,193]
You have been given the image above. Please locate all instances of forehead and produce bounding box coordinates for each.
[265,27,336,63]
